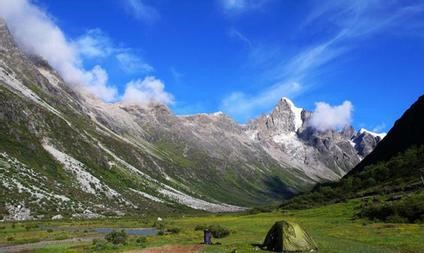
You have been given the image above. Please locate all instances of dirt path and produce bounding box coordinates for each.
[124,244,204,253]
[0,236,101,253]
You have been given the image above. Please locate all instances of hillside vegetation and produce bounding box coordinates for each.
[282,94,424,224]
[282,145,424,223]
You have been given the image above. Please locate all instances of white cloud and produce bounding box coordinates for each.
[83,65,117,101]
[221,1,424,122]
[0,0,172,105]
[124,0,159,22]
[75,29,153,76]
[308,101,353,131]
[280,33,347,80]
[0,0,117,101]
[220,81,302,121]
[116,53,154,74]
[74,29,114,59]
[303,0,424,39]
[121,76,174,107]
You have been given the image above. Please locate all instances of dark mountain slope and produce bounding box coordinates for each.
[350,94,424,175]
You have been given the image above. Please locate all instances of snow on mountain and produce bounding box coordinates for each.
[0,18,383,220]
[359,128,387,139]
[246,97,382,181]
[281,97,304,131]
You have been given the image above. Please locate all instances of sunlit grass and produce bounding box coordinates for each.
[2,199,424,253]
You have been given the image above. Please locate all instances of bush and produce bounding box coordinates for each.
[194,224,230,238]
[282,146,424,210]
[194,224,207,231]
[152,221,165,229]
[246,207,273,215]
[207,225,230,238]
[136,237,147,247]
[7,236,14,241]
[167,227,181,234]
[46,229,53,233]
[359,192,424,223]
[92,239,107,251]
[25,224,39,231]
[105,230,128,245]
[157,230,165,236]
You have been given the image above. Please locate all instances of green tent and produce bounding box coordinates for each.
[262,220,318,252]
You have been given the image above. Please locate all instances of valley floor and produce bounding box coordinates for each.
[1,199,424,253]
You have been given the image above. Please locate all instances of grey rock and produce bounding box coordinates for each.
[0,20,383,220]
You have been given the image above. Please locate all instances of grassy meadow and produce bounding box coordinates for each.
[1,199,424,253]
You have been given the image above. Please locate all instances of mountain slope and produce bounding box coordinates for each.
[349,94,424,174]
[282,94,424,210]
[0,19,381,220]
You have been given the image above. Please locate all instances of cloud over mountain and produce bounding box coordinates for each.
[308,101,353,131]
[0,0,171,105]
[121,77,174,107]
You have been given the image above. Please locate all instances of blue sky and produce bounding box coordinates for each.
[3,0,424,132]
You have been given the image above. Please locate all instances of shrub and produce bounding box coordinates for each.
[157,230,165,236]
[136,237,147,247]
[246,207,273,215]
[194,224,207,231]
[92,239,107,251]
[7,236,14,241]
[25,224,38,231]
[359,192,424,223]
[46,229,53,233]
[167,227,181,234]
[105,230,128,245]
[386,214,409,223]
[194,224,230,238]
[207,225,230,238]
[152,221,165,229]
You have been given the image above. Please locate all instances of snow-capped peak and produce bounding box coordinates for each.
[281,97,303,131]
[211,111,224,116]
[359,128,387,139]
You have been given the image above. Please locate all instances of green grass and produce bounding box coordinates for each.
[2,199,424,253]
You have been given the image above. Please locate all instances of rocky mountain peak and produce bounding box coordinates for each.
[352,128,386,157]
[248,97,304,137]
[274,97,304,131]
[358,128,386,140]
[341,125,356,139]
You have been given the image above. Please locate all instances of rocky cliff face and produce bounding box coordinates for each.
[245,98,383,181]
[0,19,382,220]
[352,129,386,157]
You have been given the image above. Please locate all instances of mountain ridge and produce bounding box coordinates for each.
[281,93,424,211]
[0,19,382,220]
